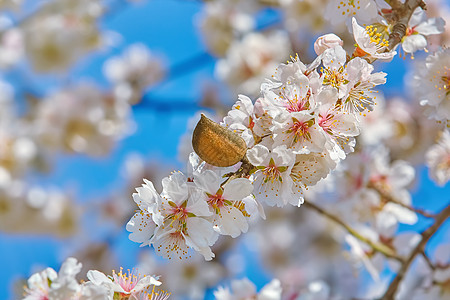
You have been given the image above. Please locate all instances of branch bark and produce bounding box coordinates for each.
[303,201,404,262]
[381,203,450,299]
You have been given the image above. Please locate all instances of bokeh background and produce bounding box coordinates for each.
[1,0,450,299]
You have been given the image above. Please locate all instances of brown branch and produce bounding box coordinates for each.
[382,204,450,299]
[421,250,436,271]
[387,0,427,50]
[303,201,404,262]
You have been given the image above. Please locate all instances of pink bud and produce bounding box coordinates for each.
[313,34,343,55]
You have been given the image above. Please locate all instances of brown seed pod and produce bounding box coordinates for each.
[192,114,247,167]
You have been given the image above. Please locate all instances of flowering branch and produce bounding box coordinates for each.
[386,0,427,50]
[303,201,404,262]
[382,203,450,299]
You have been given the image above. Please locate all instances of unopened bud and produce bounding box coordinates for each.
[314,33,343,55]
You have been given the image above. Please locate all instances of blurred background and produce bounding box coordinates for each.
[1,0,450,299]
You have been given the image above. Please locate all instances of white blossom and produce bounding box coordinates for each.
[247,145,297,207]
[214,278,282,300]
[325,0,379,28]
[426,130,450,186]
[215,31,291,96]
[414,48,450,121]
[352,18,397,62]
[401,8,445,54]
[194,169,255,238]
[87,268,160,297]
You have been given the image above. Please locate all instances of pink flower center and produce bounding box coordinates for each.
[289,118,313,143]
[112,268,144,293]
[318,113,336,134]
[170,206,188,221]
[405,26,417,36]
[208,192,225,211]
[286,93,310,113]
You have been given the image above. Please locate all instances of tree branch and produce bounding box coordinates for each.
[387,0,427,50]
[382,203,450,299]
[303,201,404,262]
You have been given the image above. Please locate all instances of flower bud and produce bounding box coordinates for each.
[314,33,343,55]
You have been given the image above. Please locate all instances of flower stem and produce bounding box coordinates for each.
[303,201,403,262]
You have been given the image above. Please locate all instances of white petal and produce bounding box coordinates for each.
[223,178,254,201]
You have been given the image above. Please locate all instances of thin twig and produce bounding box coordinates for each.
[382,204,450,299]
[421,250,436,271]
[303,201,404,262]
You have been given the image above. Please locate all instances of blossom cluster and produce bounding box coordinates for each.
[22,257,169,300]
[126,32,391,260]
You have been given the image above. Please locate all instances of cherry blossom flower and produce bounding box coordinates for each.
[151,171,217,260]
[263,72,316,117]
[104,43,165,104]
[194,169,255,237]
[352,18,396,62]
[290,152,337,200]
[426,129,450,186]
[23,257,103,300]
[87,268,161,299]
[325,0,379,28]
[247,145,297,207]
[48,257,83,299]
[34,83,132,156]
[197,0,256,56]
[23,267,57,300]
[316,87,360,159]
[214,277,282,300]
[23,0,103,72]
[222,94,259,147]
[340,57,386,115]
[215,31,291,96]
[414,48,450,121]
[272,111,327,154]
[321,46,349,94]
[401,7,445,54]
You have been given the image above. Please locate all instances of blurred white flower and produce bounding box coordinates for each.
[426,129,450,186]
[413,48,450,121]
[215,31,291,97]
[24,0,104,72]
[197,0,256,56]
[214,277,282,300]
[34,83,132,156]
[104,43,165,104]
